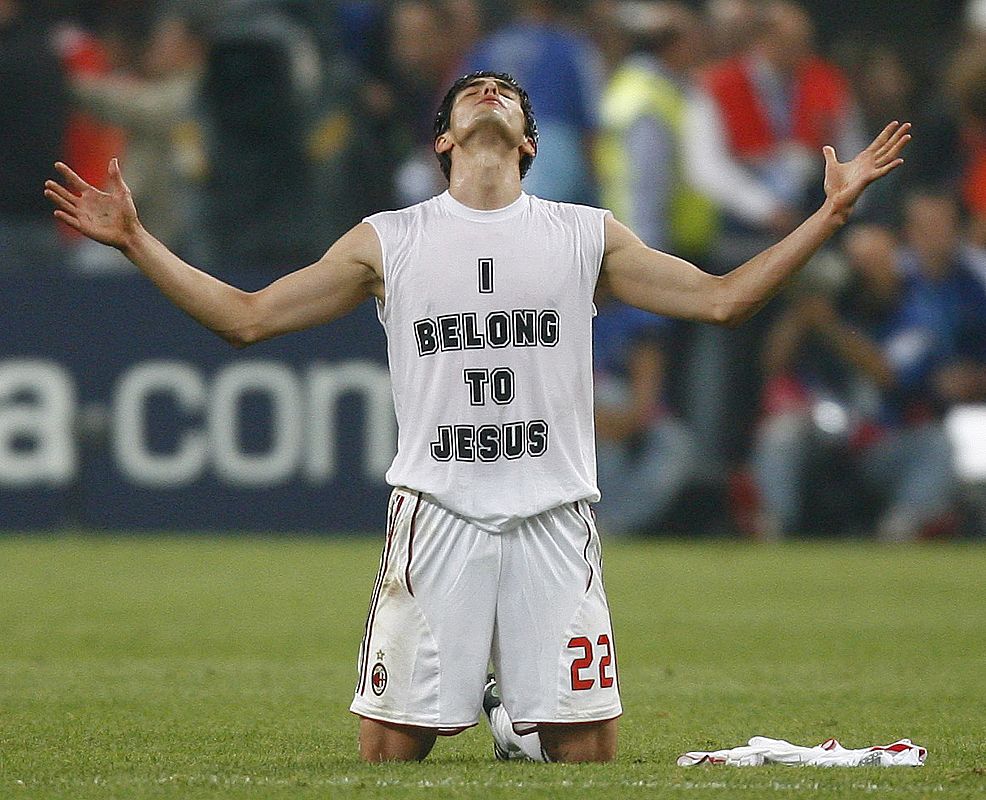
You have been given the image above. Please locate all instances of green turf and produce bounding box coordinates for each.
[1,534,984,798]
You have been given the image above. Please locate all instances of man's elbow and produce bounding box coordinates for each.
[722,307,757,328]
[220,321,271,349]
[224,332,253,349]
[217,292,269,348]
[708,304,736,327]
[707,292,750,328]
[216,308,266,348]
[215,328,252,349]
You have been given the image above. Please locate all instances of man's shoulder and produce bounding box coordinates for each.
[365,194,440,223]
[361,196,445,254]
[527,196,612,241]
[527,194,609,218]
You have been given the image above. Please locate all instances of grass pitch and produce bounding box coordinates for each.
[1,533,985,798]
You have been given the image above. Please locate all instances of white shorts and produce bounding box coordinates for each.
[350,488,622,732]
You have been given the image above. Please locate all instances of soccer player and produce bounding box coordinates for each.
[44,71,909,764]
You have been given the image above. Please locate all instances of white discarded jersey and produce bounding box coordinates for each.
[365,191,609,531]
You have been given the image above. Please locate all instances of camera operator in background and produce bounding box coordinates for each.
[748,192,986,541]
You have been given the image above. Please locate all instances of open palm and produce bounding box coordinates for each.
[823,121,911,219]
[44,159,141,250]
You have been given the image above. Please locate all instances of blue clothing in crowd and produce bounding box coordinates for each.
[881,249,986,421]
[593,300,673,378]
[592,301,699,535]
[462,21,603,204]
[892,250,986,382]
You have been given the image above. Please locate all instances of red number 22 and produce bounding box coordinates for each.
[568,634,615,691]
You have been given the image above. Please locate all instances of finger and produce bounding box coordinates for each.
[44,179,78,205]
[876,133,911,166]
[886,127,911,158]
[53,209,82,231]
[108,157,127,189]
[875,122,911,159]
[822,144,838,168]
[887,133,911,160]
[873,158,905,179]
[868,120,900,152]
[44,188,77,215]
[54,161,93,193]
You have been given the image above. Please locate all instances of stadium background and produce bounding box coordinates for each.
[2,0,985,536]
[5,3,986,797]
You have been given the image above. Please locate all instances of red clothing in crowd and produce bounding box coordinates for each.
[703,56,852,159]
[54,25,127,189]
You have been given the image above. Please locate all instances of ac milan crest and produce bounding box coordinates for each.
[371,662,388,696]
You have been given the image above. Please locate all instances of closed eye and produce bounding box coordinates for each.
[462,80,519,100]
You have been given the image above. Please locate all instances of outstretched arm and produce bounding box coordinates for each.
[600,121,911,326]
[45,159,383,347]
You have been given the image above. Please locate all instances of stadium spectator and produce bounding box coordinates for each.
[596,1,716,260]
[702,0,865,226]
[834,41,915,228]
[385,0,471,204]
[278,0,407,227]
[52,10,129,196]
[683,0,866,475]
[460,0,605,204]
[704,0,759,60]
[199,1,335,275]
[329,0,484,209]
[593,293,700,536]
[895,192,986,400]
[750,192,986,541]
[863,192,986,539]
[747,225,905,539]
[66,7,209,266]
[593,1,715,517]
[0,0,68,271]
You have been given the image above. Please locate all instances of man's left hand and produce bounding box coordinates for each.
[823,121,911,222]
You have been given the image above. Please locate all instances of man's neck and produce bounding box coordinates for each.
[447,151,524,210]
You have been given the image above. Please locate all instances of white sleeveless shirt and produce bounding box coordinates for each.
[365,191,610,532]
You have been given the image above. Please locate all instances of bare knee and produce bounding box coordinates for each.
[538,718,618,763]
[358,717,438,762]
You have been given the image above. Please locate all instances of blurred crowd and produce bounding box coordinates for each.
[5,0,986,539]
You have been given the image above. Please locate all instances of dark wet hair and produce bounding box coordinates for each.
[433,70,539,182]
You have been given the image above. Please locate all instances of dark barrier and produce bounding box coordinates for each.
[1,269,393,532]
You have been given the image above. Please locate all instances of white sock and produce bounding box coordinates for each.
[489,705,549,762]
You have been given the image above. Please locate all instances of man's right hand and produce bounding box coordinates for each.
[44,159,141,252]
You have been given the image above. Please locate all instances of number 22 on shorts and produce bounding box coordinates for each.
[568,634,615,691]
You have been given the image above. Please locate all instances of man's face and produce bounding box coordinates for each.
[439,76,532,151]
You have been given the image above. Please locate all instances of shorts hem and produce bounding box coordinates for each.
[350,707,479,735]
[510,709,623,729]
